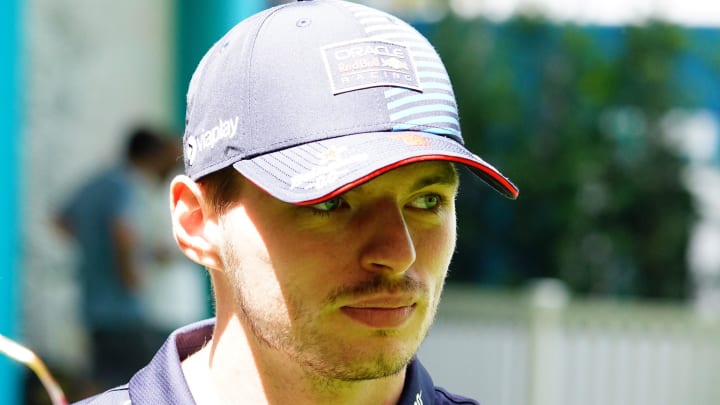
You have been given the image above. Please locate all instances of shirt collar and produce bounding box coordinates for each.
[398,356,436,405]
[128,319,213,404]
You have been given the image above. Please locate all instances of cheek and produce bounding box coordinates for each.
[416,218,457,272]
[218,213,283,302]
[218,210,333,312]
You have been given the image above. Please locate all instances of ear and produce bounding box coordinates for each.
[169,175,222,270]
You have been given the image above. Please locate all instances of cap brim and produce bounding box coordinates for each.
[233,132,519,204]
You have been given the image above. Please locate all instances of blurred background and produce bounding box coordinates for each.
[3,0,720,403]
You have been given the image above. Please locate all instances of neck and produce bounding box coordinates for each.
[181,311,407,405]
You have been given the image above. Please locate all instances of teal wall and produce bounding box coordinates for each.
[0,0,23,403]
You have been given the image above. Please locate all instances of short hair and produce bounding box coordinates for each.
[199,166,243,215]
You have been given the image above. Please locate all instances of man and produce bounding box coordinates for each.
[75,0,518,403]
[56,126,179,392]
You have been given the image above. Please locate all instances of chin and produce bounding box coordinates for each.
[303,334,419,381]
[329,351,413,382]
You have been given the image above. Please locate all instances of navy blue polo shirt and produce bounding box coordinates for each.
[75,319,478,405]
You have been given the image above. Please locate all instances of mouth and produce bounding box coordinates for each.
[340,300,417,329]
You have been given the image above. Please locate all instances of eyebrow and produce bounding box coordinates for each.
[409,163,459,191]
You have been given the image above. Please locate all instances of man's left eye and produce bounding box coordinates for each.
[409,194,442,210]
[310,197,344,212]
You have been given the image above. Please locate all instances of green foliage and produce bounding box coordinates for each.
[434,16,696,300]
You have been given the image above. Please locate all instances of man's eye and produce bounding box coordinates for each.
[310,197,344,213]
[409,194,443,210]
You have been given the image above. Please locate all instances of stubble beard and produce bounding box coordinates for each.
[220,248,437,383]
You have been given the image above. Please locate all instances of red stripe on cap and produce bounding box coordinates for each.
[296,154,519,206]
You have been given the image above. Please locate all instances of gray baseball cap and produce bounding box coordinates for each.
[183,0,518,204]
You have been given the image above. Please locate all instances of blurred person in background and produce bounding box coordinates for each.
[74,0,518,403]
[55,125,182,393]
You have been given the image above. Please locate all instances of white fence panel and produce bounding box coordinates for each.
[419,282,720,405]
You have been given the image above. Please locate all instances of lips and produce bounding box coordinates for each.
[340,297,417,329]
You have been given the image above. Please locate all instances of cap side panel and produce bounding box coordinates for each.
[183,7,283,180]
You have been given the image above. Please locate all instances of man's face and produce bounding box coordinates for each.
[215,161,459,381]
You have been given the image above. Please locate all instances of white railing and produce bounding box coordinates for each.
[419,280,720,405]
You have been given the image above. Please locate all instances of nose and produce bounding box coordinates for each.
[357,200,416,275]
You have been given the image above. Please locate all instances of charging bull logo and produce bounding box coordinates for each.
[382,57,409,70]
